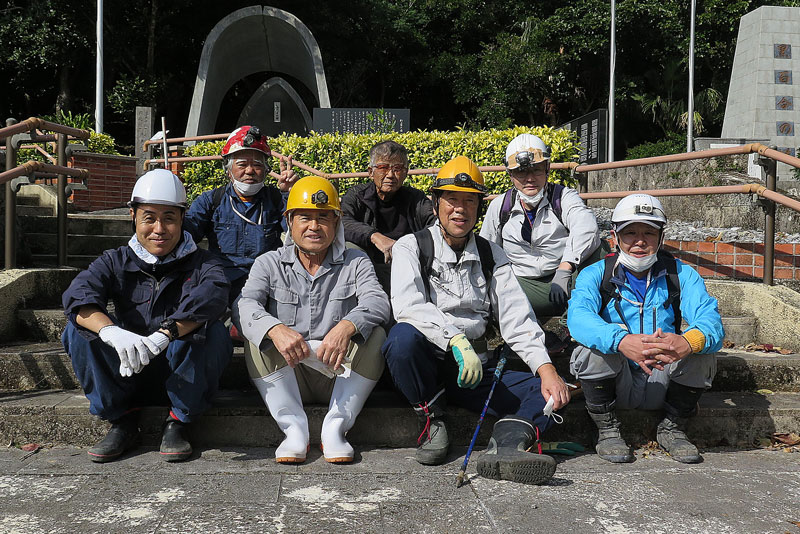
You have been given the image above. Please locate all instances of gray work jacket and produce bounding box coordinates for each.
[390,223,552,374]
[480,186,600,278]
[234,224,390,346]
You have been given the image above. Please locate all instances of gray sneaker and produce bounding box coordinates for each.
[657,416,702,464]
[416,416,449,465]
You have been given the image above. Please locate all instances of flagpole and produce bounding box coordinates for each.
[608,0,616,162]
[95,0,104,133]
[687,0,697,152]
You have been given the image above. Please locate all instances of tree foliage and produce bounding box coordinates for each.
[3,0,799,155]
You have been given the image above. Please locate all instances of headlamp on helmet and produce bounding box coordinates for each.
[310,190,329,205]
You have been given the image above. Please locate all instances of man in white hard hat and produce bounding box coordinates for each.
[62,169,233,463]
[568,193,723,464]
[480,133,603,324]
[234,176,390,464]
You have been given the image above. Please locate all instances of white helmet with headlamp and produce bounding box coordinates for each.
[611,193,667,272]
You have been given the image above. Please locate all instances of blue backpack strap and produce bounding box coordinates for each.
[413,229,435,300]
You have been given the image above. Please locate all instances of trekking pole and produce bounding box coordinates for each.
[456,347,508,488]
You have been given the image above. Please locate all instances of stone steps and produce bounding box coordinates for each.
[26,233,129,256]
[1,342,798,394]
[0,388,797,450]
[21,213,131,236]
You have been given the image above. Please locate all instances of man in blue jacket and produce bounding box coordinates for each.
[62,169,233,463]
[184,125,299,304]
[567,194,723,464]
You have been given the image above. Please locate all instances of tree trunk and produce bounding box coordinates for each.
[147,0,158,76]
[55,64,71,114]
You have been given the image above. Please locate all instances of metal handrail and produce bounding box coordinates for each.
[0,161,89,185]
[0,117,91,140]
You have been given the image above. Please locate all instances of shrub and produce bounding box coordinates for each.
[16,131,119,164]
[182,126,580,200]
[625,133,685,160]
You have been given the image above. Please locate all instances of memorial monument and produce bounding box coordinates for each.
[185,6,330,137]
[721,5,800,181]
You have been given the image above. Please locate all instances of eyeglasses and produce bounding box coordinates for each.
[372,163,408,174]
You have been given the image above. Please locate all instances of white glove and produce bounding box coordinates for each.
[142,331,170,358]
[98,325,150,377]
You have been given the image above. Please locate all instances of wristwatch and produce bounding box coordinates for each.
[160,318,180,341]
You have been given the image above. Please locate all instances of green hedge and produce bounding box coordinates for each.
[17,131,119,164]
[182,126,580,201]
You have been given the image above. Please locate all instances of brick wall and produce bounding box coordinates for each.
[68,153,138,211]
[603,238,800,281]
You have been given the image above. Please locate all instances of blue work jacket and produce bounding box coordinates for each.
[567,256,724,355]
[183,183,287,282]
[62,245,229,342]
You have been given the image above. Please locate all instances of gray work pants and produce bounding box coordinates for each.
[570,345,717,410]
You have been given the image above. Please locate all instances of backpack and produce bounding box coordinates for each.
[413,230,496,300]
[498,182,566,234]
[598,250,682,332]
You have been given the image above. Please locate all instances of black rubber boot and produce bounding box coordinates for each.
[582,378,634,463]
[160,416,193,462]
[476,417,557,485]
[87,412,140,463]
[414,402,449,466]
[657,382,704,464]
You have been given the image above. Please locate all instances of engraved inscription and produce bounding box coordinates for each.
[776,96,794,110]
[775,71,793,84]
[774,44,792,59]
[776,121,795,136]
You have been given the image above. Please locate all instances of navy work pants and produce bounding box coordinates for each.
[62,321,232,423]
[382,322,554,432]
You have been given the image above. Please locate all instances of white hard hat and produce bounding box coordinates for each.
[129,169,187,208]
[611,194,667,231]
[504,134,550,170]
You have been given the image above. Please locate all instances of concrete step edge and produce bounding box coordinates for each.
[0,390,797,449]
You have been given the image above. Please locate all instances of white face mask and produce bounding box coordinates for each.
[617,249,659,272]
[232,180,264,196]
[517,187,544,207]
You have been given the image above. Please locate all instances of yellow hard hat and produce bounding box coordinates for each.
[284,176,341,215]
[431,156,487,195]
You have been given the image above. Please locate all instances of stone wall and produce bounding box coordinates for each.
[585,154,800,234]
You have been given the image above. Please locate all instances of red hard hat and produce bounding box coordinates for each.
[221,125,271,157]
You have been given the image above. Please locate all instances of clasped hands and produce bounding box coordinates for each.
[618,327,693,375]
[98,325,171,377]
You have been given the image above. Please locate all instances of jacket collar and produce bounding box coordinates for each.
[432,222,481,265]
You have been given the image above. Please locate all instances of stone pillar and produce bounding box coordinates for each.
[135,106,154,176]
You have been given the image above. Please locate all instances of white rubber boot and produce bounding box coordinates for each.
[321,371,377,463]
[253,366,309,463]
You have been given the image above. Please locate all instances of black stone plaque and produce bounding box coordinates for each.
[558,109,609,165]
[312,108,410,134]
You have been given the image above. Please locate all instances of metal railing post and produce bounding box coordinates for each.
[4,118,18,269]
[763,157,777,286]
[57,133,68,266]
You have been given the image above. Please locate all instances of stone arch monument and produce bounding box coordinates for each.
[185,5,330,137]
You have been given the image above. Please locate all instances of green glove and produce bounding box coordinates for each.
[540,442,586,456]
[449,334,483,389]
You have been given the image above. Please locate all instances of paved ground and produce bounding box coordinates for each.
[0,444,798,534]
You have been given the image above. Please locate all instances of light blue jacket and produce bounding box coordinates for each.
[567,255,724,355]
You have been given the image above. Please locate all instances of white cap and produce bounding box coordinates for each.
[504,134,550,169]
[129,169,187,208]
[611,193,667,231]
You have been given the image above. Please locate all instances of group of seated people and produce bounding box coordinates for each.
[61,126,724,486]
